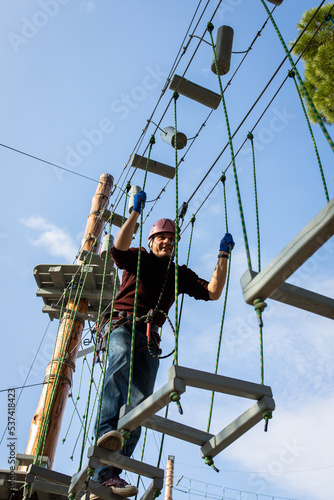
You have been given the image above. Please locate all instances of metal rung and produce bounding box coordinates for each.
[169,74,221,109]
[131,154,175,179]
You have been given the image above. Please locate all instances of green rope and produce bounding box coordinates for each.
[206,177,232,433]
[157,405,169,468]
[127,135,155,406]
[259,0,334,154]
[288,70,330,203]
[208,23,252,272]
[35,248,96,464]
[178,215,196,326]
[94,259,119,442]
[247,133,261,272]
[135,427,148,493]
[62,356,86,444]
[124,181,131,222]
[173,91,180,366]
[78,222,116,468]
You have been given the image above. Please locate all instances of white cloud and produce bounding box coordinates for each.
[80,1,96,12]
[20,215,78,262]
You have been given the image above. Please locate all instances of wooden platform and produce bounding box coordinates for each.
[117,365,275,460]
[34,254,118,321]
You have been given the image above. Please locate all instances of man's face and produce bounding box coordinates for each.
[151,232,175,259]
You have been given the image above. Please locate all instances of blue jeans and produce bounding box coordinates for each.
[93,321,159,483]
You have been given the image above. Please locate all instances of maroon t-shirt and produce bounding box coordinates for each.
[110,246,211,327]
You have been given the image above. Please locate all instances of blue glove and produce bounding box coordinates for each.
[132,190,146,213]
[219,233,235,254]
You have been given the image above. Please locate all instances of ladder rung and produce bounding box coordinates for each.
[169,74,221,109]
[131,154,175,179]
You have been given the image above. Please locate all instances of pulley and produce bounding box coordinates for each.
[160,126,187,150]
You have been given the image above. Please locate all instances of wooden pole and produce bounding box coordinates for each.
[164,455,175,500]
[24,173,113,468]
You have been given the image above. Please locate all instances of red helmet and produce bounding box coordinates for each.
[148,218,181,243]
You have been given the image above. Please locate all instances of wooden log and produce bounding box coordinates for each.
[241,198,334,305]
[169,75,221,109]
[131,154,175,179]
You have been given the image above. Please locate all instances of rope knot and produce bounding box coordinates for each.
[253,298,267,327]
[207,22,214,33]
[288,69,295,78]
[125,181,131,193]
[121,429,131,446]
[149,135,156,145]
[220,173,226,184]
[173,91,179,101]
[204,456,219,473]
[169,392,183,414]
[263,410,273,432]
[153,488,162,498]
[247,132,254,141]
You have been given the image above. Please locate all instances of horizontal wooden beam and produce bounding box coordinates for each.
[131,154,175,179]
[200,396,275,458]
[117,378,186,432]
[241,269,334,319]
[141,413,214,446]
[87,447,164,479]
[169,74,221,109]
[241,198,334,304]
[168,365,272,400]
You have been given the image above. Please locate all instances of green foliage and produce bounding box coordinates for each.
[291,3,334,124]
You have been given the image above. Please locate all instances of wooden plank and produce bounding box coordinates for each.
[68,458,100,495]
[200,396,275,458]
[140,478,164,500]
[241,269,334,319]
[117,378,186,432]
[87,447,164,480]
[30,478,71,496]
[27,464,71,485]
[42,305,96,322]
[142,413,214,446]
[48,266,66,290]
[168,365,272,400]
[100,210,139,233]
[37,287,115,302]
[169,74,221,109]
[131,154,175,179]
[241,198,334,304]
[15,453,50,469]
[88,479,125,500]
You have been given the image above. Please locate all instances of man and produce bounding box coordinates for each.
[93,191,234,497]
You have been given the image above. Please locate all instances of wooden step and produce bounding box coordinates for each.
[241,198,334,305]
[169,74,221,109]
[131,154,175,179]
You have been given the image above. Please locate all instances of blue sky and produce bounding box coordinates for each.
[0,1,333,499]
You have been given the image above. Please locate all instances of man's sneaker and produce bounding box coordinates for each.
[103,477,138,498]
[97,430,122,453]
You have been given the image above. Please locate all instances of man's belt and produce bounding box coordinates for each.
[114,310,160,335]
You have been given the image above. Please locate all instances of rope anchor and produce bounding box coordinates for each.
[253,298,267,328]
[263,409,272,432]
[204,456,219,473]
[169,392,183,415]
